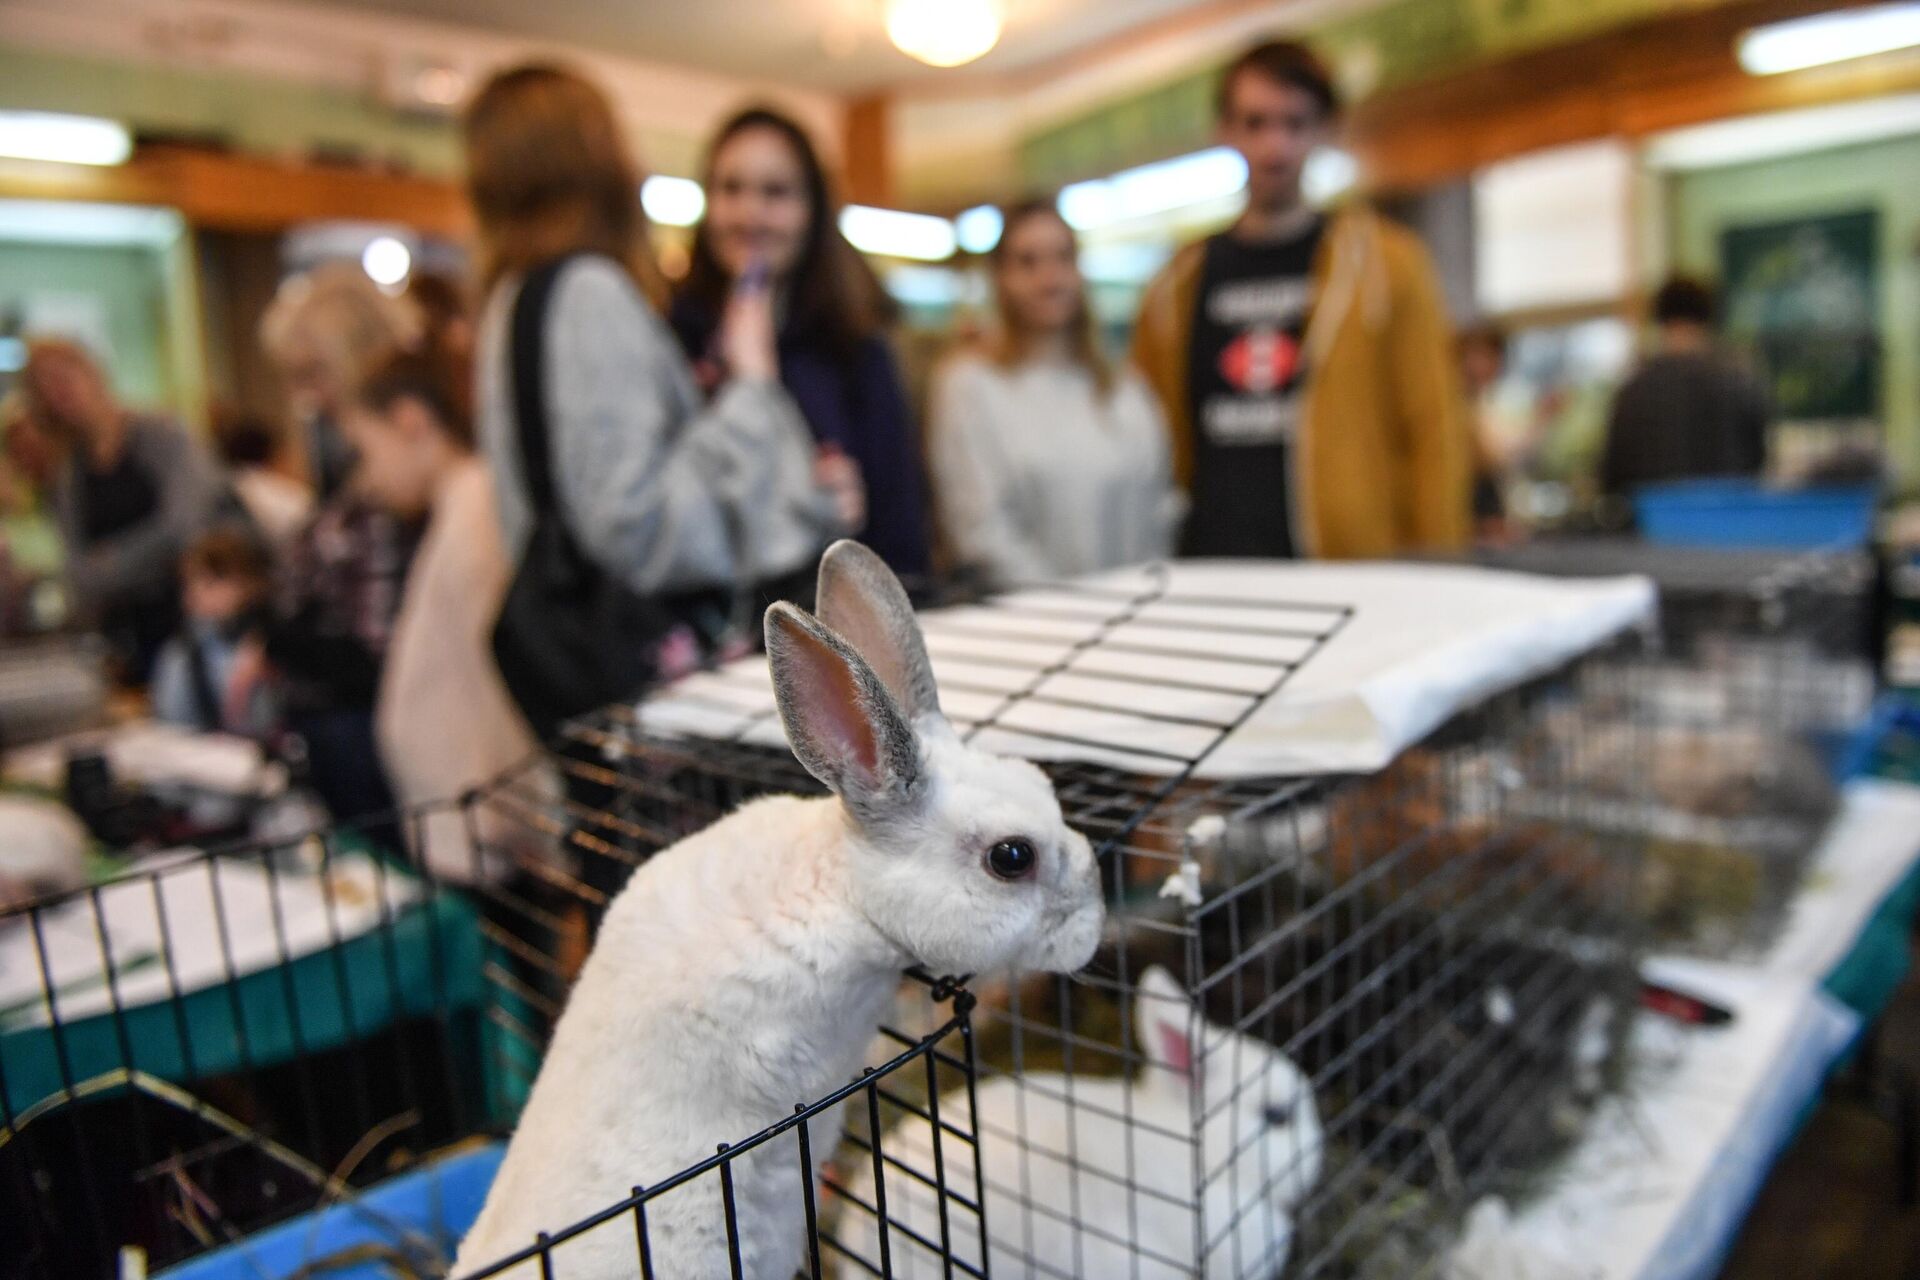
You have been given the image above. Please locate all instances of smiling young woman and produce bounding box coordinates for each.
[929,199,1180,589]
[672,106,931,580]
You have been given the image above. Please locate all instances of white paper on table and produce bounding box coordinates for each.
[0,851,421,1028]
[637,560,1655,779]
[3,720,287,797]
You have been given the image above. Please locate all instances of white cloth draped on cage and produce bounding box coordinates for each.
[632,560,1655,778]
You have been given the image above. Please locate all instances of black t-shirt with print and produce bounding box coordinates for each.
[1179,219,1323,559]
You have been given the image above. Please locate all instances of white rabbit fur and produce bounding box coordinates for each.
[453,541,1104,1279]
[836,965,1322,1280]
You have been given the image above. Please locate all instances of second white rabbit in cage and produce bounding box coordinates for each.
[839,965,1324,1279]
[453,542,1106,1280]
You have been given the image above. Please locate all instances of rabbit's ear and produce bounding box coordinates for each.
[1136,966,1195,1081]
[766,602,920,823]
[815,540,941,722]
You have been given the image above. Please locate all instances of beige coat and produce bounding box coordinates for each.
[376,458,561,884]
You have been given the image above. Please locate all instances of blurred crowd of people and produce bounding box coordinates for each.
[0,39,1772,873]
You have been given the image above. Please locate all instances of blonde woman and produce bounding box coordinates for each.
[932,200,1178,586]
[260,261,420,499]
[257,266,421,826]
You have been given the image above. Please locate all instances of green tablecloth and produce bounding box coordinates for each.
[1821,855,1920,1023]
[0,887,488,1120]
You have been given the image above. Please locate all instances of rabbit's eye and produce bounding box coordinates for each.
[987,838,1038,881]
[1263,1102,1295,1127]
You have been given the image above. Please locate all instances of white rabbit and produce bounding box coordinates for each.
[453,541,1105,1280]
[835,965,1322,1279]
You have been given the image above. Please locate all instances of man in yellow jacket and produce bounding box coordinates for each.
[1131,39,1471,560]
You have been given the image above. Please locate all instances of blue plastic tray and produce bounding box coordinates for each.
[1634,480,1876,550]
[157,1142,503,1280]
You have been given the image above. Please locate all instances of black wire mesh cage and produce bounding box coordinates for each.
[0,764,989,1280]
[1475,539,1875,956]
[568,565,1647,1279]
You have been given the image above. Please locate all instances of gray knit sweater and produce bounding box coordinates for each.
[52,413,227,612]
[478,256,835,596]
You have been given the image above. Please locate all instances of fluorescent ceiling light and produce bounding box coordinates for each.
[642,175,706,228]
[361,235,412,287]
[1059,147,1249,232]
[1738,4,1920,75]
[954,204,1004,255]
[0,199,180,246]
[1645,93,1920,169]
[840,204,956,261]
[0,112,132,166]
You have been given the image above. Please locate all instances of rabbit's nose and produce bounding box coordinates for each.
[1263,1102,1295,1127]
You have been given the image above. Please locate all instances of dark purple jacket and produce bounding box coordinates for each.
[669,298,931,578]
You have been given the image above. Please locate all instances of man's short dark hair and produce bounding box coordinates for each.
[1653,276,1718,327]
[1216,39,1339,121]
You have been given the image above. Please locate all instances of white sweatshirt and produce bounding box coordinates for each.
[931,353,1180,587]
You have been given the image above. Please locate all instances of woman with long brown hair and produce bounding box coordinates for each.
[930,200,1178,586]
[672,106,927,578]
[464,65,857,703]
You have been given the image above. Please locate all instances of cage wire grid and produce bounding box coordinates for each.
[1475,543,1875,961]
[565,570,1647,1279]
[5,564,1660,1280]
[0,758,990,1280]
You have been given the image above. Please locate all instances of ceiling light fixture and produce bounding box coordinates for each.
[1737,3,1920,75]
[0,112,132,167]
[887,0,1001,69]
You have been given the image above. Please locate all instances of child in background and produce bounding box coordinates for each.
[150,530,277,738]
[212,406,314,555]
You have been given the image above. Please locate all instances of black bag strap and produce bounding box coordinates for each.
[507,254,583,519]
[184,634,223,732]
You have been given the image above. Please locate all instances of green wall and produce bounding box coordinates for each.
[0,43,710,183]
[1667,132,1920,486]
[0,237,204,423]
[0,44,461,178]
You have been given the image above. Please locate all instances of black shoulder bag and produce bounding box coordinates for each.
[491,256,732,741]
